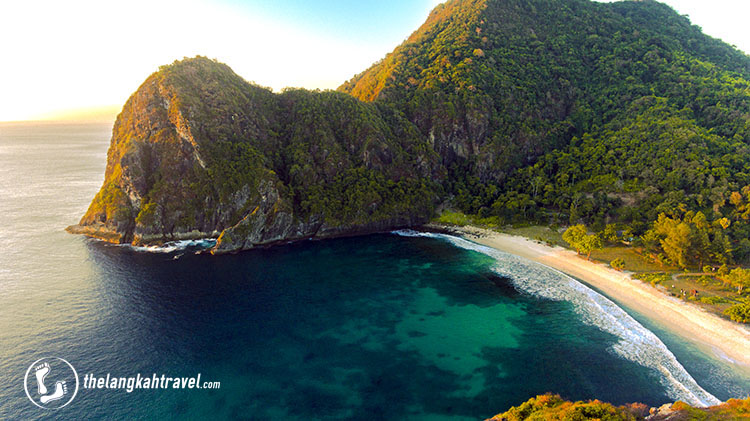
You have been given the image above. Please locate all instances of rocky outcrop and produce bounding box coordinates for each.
[69,57,438,253]
[208,178,427,254]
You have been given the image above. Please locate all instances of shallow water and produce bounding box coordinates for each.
[0,122,747,420]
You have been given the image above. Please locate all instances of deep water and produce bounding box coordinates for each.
[0,122,748,420]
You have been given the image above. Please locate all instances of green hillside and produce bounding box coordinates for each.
[341,0,750,265]
[73,0,750,263]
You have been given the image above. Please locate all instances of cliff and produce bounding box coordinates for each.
[67,57,439,253]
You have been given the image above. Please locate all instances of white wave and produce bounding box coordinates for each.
[393,230,721,407]
[118,238,217,253]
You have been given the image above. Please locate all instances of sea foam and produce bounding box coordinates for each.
[117,238,217,253]
[393,230,721,407]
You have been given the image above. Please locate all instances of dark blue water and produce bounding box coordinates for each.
[0,122,747,420]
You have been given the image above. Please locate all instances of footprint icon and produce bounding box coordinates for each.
[40,381,67,404]
[34,362,50,395]
[25,358,78,409]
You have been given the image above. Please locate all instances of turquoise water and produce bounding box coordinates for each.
[0,122,747,420]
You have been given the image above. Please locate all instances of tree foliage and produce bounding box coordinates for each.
[725,302,750,323]
[721,268,750,294]
[611,258,625,271]
[563,224,602,260]
[487,394,643,420]
[643,211,731,268]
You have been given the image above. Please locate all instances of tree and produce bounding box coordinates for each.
[725,303,750,323]
[600,223,619,244]
[709,229,732,264]
[648,214,691,268]
[724,268,750,294]
[569,194,584,224]
[580,234,604,260]
[718,264,729,277]
[611,258,625,271]
[563,224,587,254]
[563,224,602,260]
[643,212,731,268]
[688,211,711,268]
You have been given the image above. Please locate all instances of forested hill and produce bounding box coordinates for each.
[341,0,750,265]
[341,0,749,177]
[68,58,439,252]
[71,0,750,259]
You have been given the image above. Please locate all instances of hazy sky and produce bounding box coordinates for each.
[0,0,748,122]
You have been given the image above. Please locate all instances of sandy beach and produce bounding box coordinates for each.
[434,224,750,369]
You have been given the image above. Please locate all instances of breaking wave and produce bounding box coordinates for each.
[393,230,721,407]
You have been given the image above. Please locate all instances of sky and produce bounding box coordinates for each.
[0,0,748,122]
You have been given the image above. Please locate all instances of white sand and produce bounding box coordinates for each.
[444,225,750,368]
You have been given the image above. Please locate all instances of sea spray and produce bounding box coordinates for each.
[393,230,721,407]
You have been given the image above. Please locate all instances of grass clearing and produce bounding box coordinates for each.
[589,246,675,273]
[501,225,566,248]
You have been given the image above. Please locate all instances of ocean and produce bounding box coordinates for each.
[0,121,748,420]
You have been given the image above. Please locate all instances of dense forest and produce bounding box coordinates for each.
[341,0,750,267]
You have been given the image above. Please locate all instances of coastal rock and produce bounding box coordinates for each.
[647,403,677,420]
[211,180,313,253]
[69,57,438,252]
[211,179,426,253]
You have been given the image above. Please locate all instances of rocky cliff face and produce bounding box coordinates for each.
[68,57,439,253]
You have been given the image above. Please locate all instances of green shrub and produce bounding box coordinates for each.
[724,302,750,323]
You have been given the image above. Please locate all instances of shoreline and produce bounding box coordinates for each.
[428,224,750,369]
